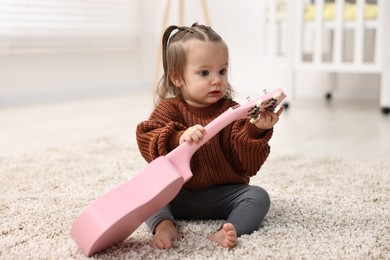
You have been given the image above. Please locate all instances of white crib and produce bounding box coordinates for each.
[262,0,390,114]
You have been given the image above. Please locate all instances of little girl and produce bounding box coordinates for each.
[136,23,283,249]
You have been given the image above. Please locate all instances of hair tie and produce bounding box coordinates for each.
[179,26,195,33]
[191,23,210,31]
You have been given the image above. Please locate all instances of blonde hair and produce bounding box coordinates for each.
[154,22,234,105]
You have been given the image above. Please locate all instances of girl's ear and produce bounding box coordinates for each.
[170,70,184,87]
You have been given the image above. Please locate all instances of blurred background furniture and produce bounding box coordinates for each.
[262,0,390,114]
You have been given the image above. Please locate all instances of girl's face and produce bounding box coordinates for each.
[176,40,229,108]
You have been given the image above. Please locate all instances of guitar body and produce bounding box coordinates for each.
[70,88,286,256]
[70,157,184,256]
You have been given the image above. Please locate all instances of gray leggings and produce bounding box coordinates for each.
[145,184,270,236]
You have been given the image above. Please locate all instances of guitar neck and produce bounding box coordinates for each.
[167,88,285,166]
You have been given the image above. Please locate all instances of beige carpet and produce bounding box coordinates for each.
[1,135,389,259]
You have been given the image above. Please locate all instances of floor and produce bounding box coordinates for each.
[1,93,389,161]
[272,97,390,161]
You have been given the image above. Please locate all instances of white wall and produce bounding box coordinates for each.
[0,51,145,106]
[0,0,380,107]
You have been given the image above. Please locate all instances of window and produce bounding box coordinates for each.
[0,0,139,54]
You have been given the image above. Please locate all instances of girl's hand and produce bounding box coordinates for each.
[253,106,284,130]
[179,124,205,144]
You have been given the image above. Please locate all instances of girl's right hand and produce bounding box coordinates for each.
[179,124,205,144]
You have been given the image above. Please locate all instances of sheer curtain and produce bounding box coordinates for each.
[0,0,140,54]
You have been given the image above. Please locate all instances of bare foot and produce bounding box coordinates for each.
[208,223,237,249]
[151,220,181,249]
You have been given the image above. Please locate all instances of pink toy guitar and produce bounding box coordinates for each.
[70,88,286,256]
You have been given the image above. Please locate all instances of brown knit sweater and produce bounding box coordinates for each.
[136,97,273,189]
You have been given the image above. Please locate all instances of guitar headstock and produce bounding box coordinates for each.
[247,90,285,124]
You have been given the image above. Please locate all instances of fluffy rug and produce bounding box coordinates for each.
[1,136,389,259]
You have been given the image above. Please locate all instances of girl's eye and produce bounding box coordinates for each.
[200,70,209,77]
[219,69,227,75]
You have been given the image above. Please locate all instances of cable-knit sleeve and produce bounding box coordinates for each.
[136,100,186,163]
[224,118,273,177]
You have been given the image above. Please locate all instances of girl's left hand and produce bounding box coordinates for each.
[253,106,284,130]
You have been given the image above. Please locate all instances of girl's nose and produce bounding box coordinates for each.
[211,75,221,86]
